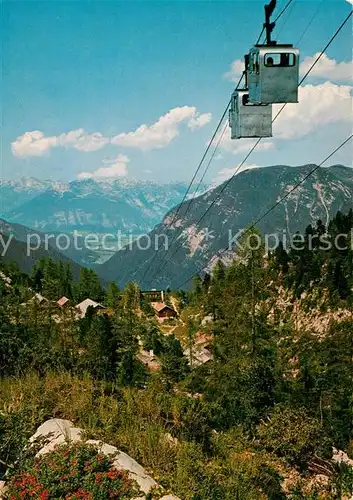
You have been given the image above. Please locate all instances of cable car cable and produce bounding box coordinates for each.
[140,0,299,286]
[192,121,229,201]
[295,0,325,46]
[176,133,353,289]
[172,8,353,249]
[138,100,231,286]
[152,8,351,284]
[146,122,230,284]
[150,2,298,281]
[256,0,294,45]
[149,1,320,283]
[269,0,296,43]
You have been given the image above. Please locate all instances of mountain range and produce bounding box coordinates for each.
[1,178,197,235]
[98,164,353,289]
[0,218,97,269]
[0,218,83,278]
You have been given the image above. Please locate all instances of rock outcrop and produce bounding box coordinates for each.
[26,418,180,500]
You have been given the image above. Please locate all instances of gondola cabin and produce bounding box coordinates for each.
[247,45,299,104]
[229,90,272,139]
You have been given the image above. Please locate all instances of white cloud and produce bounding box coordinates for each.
[12,106,212,158]
[345,0,353,5]
[219,128,275,155]
[77,154,129,180]
[111,106,211,150]
[11,131,58,157]
[300,53,353,83]
[214,163,260,184]
[188,112,212,130]
[58,129,109,152]
[273,81,352,140]
[223,59,244,83]
[12,129,109,158]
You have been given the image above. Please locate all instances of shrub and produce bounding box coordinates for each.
[257,405,331,468]
[5,442,141,499]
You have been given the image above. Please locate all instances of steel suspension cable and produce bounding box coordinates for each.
[152,8,351,283]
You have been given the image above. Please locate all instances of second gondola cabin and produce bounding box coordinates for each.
[246,44,300,104]
[229,90,272,139]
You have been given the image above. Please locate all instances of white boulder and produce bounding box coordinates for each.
[29,419,167,497]
[86,440,158,494]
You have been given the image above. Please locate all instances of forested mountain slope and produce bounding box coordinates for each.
[0,210,352,499]
[99,164,353,288]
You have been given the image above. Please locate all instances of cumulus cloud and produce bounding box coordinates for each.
[300,53,353,83]
[11,131,58,158]
[12,129,109,158]
[273,81,352,139]
[219,128,275,155]
[12,106,211,158]
[214,163,260,184]
[188,112,212,130]
[77,154,129,180]
[219,73,351,147]
[111,106,211,150]
[59,130,109,152]
[223,59,244,83]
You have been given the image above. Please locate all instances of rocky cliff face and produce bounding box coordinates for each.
[98,165,353,289]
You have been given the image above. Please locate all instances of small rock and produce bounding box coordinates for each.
[332,447,353,467]
[164,433,179,446]
[201,315,213,326]
[30,418,83,456]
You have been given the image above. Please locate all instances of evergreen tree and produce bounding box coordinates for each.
[106,281,121,310]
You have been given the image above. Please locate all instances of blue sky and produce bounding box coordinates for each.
[2,0,352,184]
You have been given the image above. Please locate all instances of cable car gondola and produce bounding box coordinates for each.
[229,90,272,139]
[246,44,300,104]
[246,0,300,104]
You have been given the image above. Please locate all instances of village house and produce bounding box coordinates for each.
[141,289,165,302]
[184,332,213,367]
[151,302,177,320]
[21,292,48,307]
[57,296,70,308]
[137,349,161,372]
[76,298,105,318]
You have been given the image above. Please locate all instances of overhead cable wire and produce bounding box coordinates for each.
[148,2,299,283]
[138,99,231,284]
[256,0,295,44]
[152,7,351,284]
[176,133,353,288]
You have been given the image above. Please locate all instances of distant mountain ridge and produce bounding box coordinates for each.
[0,178,52,214]
[98,164,353,289]
[0,218,83,278]
[0,218,97,268]
[1,178,201,235]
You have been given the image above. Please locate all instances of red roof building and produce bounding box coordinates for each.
[151,302,177,319]
[57,296,70,307]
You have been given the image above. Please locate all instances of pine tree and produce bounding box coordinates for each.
[106,281,121,310]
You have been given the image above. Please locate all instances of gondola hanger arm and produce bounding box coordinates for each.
[264,0,277,45]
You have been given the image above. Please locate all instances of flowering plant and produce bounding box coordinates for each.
[5,442,141,499]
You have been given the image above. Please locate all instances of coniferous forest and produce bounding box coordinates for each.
[0,211,352,499]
